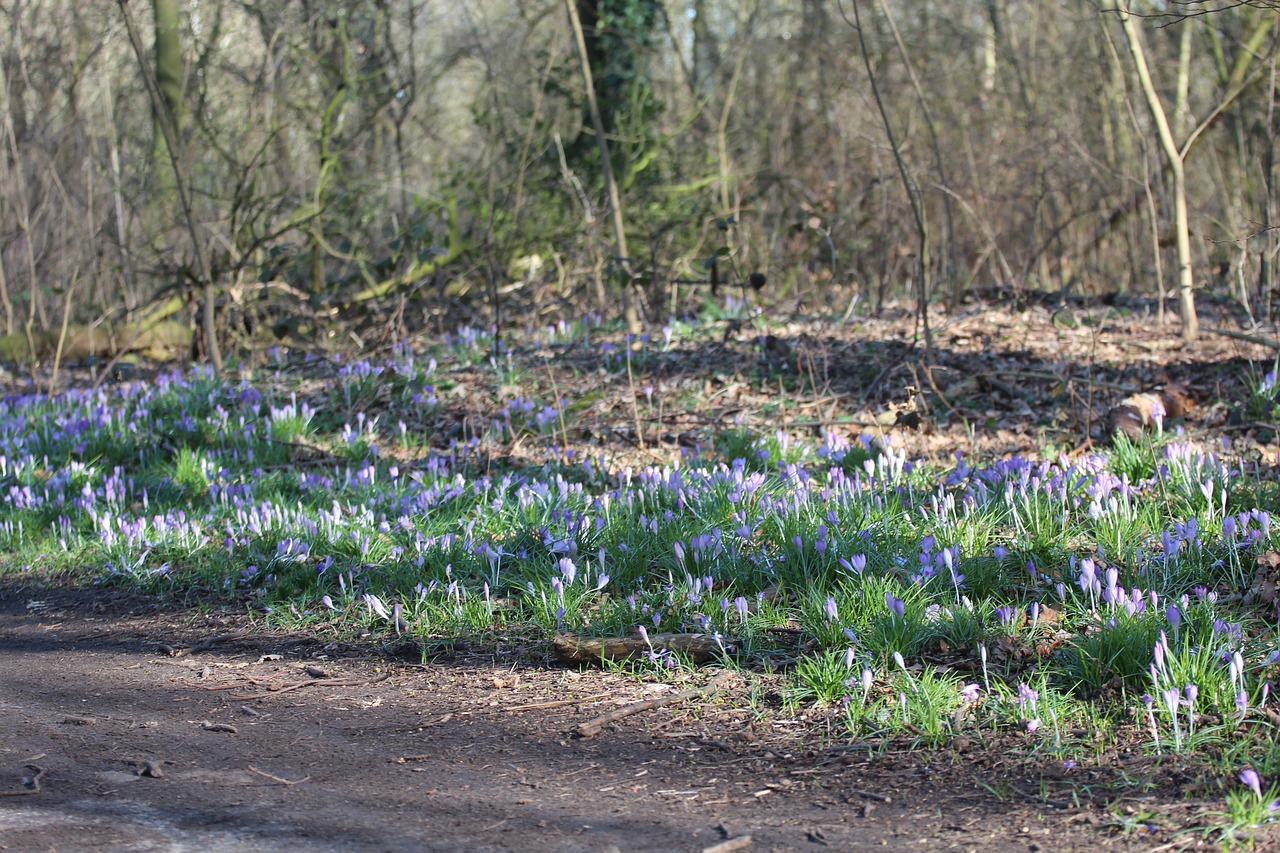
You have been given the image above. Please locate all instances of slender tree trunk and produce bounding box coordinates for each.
[875,0,955,305]
[1118,3,1198,341]
[0,54,19,335]
[1173,21,1192,135]
[153,0,182,124]
[119,0,222,372]
[848,0,931,353]
[564,0,638,333]
[691,0,719,105]
[1263,46,1278,324]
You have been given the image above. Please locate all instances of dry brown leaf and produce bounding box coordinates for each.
[1245,550,1280,608]
[1105,385,1196,442]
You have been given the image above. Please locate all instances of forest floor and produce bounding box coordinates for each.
[4,293,1280,851]
[0,583,1248,853]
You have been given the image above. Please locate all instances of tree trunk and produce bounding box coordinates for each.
[1119,3,1198,341]
[691,0,719,105]
[565,0,638,333]
[119,0,222,372]
[152,0,182,122]
[849,0,931,353]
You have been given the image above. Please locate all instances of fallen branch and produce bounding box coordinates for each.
[160,631,249,657]
[553,632,724,666]
[201,721,238,734]
[576,672,733,738]
[1204,325,1280,349]
[0,765,44,797]
[228,673,389,701]
[248,765,309,786]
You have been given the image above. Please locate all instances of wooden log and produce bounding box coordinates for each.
[0,297,191,364]
[552,632,724,666]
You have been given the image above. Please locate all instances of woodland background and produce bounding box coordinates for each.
[3,0,1280,365]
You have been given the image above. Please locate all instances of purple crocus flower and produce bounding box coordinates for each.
[1078,558,1097,593]
[558,557,577,586]
[1242,768,1264,799]
[824,596,839,621]
[885,593,905,620]
[960,683,980,702]
[1150,398,1165,431]
[364,593,390,620]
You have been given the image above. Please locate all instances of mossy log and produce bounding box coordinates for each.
[0,298,191,364]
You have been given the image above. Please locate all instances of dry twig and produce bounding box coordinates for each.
[576,673,732,738]
[227,673,389,701]
[160,631,249,657]
[0,764,44,797]
[248,765,310,786]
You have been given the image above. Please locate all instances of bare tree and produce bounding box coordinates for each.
[0,0,1276,353]
[118,0,221,371]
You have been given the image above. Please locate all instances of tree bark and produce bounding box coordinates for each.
[119,0,222,372]
[1118,3,1198,341]
[152,0,182,124]
[848,0,931,353]
[564,0,638,333]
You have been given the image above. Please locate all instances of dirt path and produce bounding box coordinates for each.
[0,586,1226,852]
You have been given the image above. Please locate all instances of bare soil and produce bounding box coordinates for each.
[0,582,1255,853]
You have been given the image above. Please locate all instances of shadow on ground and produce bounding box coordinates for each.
[0,582,1242,852]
